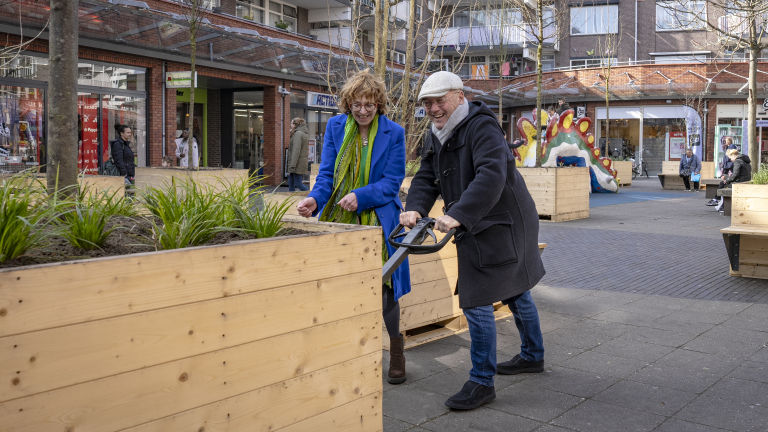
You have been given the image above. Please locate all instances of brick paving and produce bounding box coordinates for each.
[384,178,768,432]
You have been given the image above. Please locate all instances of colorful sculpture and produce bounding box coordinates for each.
[515,109,619,193]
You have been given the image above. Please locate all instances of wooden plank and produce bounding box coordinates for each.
[741,250,768,266]
[732,264,768,279]
[398,276,458,308]
[408,243,457,264]
[408,259,459,285]
[551,210,589,222]
[124,352,382,432]
[0,271,381,402]
[399,296,460,330]
[0,226,379,337]
[731,210,768,227]
[733,184,768,199]
[732,198,768,213]
[277,392,383,432]
[742,235,768,251]
[721,226,768,236]
[0,313,381,432]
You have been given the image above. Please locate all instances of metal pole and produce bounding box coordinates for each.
[162,61,166,158]
[634,0,638,63]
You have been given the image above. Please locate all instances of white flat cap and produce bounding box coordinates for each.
[418,71,464,101]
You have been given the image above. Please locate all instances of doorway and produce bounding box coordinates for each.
[233,108,263,171]
[307,110,334,164]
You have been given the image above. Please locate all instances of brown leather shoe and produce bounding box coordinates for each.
[388,334,407,384]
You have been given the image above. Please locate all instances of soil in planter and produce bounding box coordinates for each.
[1,219,314,269]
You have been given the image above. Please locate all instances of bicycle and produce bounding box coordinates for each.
[630,158,649,179]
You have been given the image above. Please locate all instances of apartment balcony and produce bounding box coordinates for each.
[717,13,768,44]
[429,25,557,51]
[307,0,409,37]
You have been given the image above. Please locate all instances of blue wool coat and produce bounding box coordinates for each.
[308,114,411,301]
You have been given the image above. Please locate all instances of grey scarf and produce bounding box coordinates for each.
[431,100,470,144]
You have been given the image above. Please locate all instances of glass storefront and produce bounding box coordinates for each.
[232,91,264,171]
[0,53,146,174]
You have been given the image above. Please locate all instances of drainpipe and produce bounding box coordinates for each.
[162,61,166,158]
[634,0,638,63]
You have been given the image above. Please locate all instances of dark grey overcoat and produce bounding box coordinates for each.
[405,102,545,309]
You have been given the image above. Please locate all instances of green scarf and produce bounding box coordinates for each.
[319,115,390,269]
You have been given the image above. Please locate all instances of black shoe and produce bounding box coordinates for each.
[705,200,718,206]
[497,354,545,375]
[444,380,496,410]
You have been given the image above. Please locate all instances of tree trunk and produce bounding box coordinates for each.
[534,0,544,167]
[47,0,79,194]
[187,5,198,171]
[605,68,610,158]
[748,45,760,173]
[374,0,390,78]
[402,0,415,157]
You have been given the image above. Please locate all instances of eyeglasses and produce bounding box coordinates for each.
[350,103,377,112]
[421,91,459,109]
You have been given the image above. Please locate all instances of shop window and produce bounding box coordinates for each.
[570,5,618,35]
[0,55,49,81]
[0,86,45,173]
[656,1,706,30]
[77,63,146,91]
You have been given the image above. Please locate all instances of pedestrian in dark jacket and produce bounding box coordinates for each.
[678,148,701,191]
[288,118,309,192]
[713,150,752,211]
[111,124,135,185]
[402,71,546,411]
[721,137,738,174]
[556,96,571,115]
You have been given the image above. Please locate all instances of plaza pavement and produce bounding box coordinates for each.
[383,177,768,432]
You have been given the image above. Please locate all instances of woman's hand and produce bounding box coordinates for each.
[297,197,317,218]
[337,193,358,212]
[400,211,420,228]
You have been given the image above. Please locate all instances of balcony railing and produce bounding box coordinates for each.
[717,13,767,40]
[429,25,556,48]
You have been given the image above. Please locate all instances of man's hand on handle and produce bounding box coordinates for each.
[400,211,420,228]
[297,197,317,218]
[399,211,460,233]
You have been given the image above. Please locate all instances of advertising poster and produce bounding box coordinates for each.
[308,139,316,163]
[78,95,100,174]
[668,131,687,160]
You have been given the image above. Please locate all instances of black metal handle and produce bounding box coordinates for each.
[388,219,456,255]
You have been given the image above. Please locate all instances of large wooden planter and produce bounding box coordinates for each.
[723,184,768,280]
[0,220,383,432]
[612,161,632,186]
[518,167,590,222]
[135,167,248,193]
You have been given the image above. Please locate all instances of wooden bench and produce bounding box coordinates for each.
[721,184,768,280]
[702,179,722,198]
[657,173,686,190]
[717,188,732,216]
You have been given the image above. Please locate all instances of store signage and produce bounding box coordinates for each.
[165,71,197,88]
[668,131,687,160]
[415,106,426,118]
[763,98,768,110]
[308,139,316,163]
[307,92,338,109]
[576,106,586,118]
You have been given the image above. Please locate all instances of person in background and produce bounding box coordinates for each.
[712,149,752,211]
[175,129,199,168]
[403,71,546,411]
[295,69,410,385]
[679,147,701,191]
[287,117,309,192]
[556,96,571,115]
[111,124,135,186]
[707,137,740,206]
[161,155,174,167]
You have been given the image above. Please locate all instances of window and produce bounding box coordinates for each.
[570,5,618,35]
[654,54,706,63]
[415,4,422,21]
[236,0,295,31]
[392,51,406,64]
[570,58,617,69]
[656,1,706,30]
[541,54,555,71]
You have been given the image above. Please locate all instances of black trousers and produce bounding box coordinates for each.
[680,174,699,190]
[383,284,400,338]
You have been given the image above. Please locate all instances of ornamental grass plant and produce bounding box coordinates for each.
[752,164,768,185]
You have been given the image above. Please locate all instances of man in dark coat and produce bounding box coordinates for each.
[111,124,135,185]
[402,71,546,411]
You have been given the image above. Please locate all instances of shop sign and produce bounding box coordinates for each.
[307,92,338,109]
[668,131,687,160]
[165,71,197,88]
[689,134,701,146]
[308,139,316,163]
[763,98,768,110]
[576,106,586,118]
[415,106,426,118]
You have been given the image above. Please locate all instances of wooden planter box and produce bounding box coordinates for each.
[517,167,590,222]
[723,184,768,280]
[0,220,383,432]
[135,167,248,193]
[612,161,632,186]
[659,161,715,190]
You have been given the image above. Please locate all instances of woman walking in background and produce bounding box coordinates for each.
[287,118,309,192]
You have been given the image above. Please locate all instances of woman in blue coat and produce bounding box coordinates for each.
[296,69,411,384]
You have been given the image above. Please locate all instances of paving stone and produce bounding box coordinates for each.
[653,418,731,432]
[592,338,675,362]
[536,310,586,334]
[700,325,768,345]
[383,386,451,425]
[727,361,768,384]
[682,335,763,360]
[492,383,583,422]
[537,299,616,318]
[739,304,768,318]
[613,327,698,348]
[675,395,768,432]
[521,365,619,398]
[592,380,697,416]
[610,303,679,319]
[654,348,742,375]
[411,368,517,397]
[591,310,662,328]
[532,426,578,432]
[749,348,768,363]
[661,309,732,325]
[384,415,416,432]
[419,406,541,432]
[407,341,474,371]
[722,315,768,333]
[684,300,752,315]
[651,315,717,335]
[560,351,649,379]
[627,364,726,393]
[704,377,768,406]
[542,327,618,350]
[551,400,665,432]
[563,318,636,338]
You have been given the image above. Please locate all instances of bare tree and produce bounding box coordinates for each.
[595,28,622,157]
[47,0,78,194]
[177,0,214,170]
[657,0,766,172]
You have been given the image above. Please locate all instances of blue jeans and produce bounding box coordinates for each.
[288,173,308,192]
[463,290,544,387]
